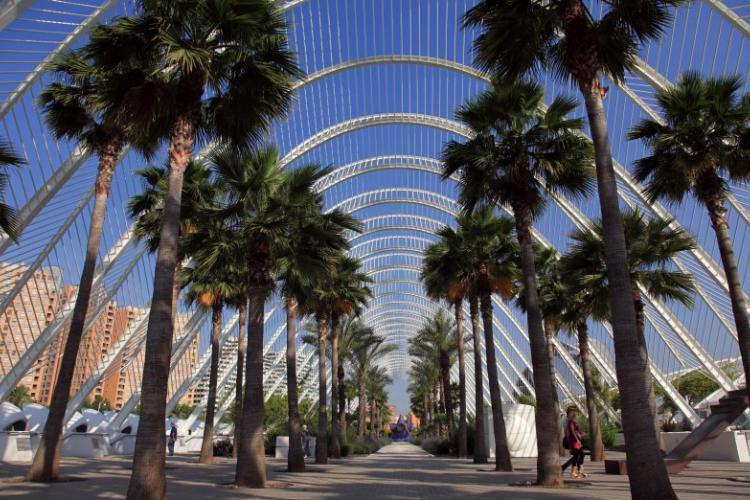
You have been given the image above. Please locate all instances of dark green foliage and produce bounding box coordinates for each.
[576,416,619,449]
[435,438,451,455]
[8,385,35,408]
[170,403,194,420]
[213,439,233,457]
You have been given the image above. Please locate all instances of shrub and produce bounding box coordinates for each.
[340,442,351,457]
[435,438,451,455]
[601,423,617,448]
[213,439,233,457]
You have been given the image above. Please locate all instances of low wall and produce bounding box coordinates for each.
[661,430,750,462]
[0,431,34,463]
[61,432,109,458]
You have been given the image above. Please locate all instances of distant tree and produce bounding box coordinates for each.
[82,395,112,412]
[170,404,195,420]
[264,395,289,434]
[8,385,35,407]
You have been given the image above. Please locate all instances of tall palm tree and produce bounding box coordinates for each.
[303,253,371,461]
[628,72,750,405]
[408,311,458,446]
[463,3,685,495]
[422,234,471,458]
[518,247,604,461]
[327,256,373,458]
[562,209,696,433]
[443,80,592,483]
[515,247,572,456]
[365,366,392,437]
[468,292,487,463]
[128,159,218,304]
[209,146,329,487]
[277,201,358,472]
[181,255,236,465]
[408,358,440,432]
[336,317,376,438]
[0,138,24,240]
[85,4,300,495]
[28,40,159,482]
[224,285,248,460]
[351,336,398,437]
[448,208,519,471]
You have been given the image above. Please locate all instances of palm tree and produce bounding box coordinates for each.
[518,247,604,461]
[422,234,471,458]
[181,261,234,464]
[628,71,750,405]
[562,209,695,433]
[84,4,300,495]
[468,292,487,463]
[449,208,518,471]
[463,3,685,495]
[303,253,371,461]
[351,336,398,437]
[365,366,392,437]
[128,159,218,303]
[516,246,568,460]
[209,146,329,487]
[277,200,358,472]
[408,311,458,446]
[28,40,160,482]
[336,317,377,438]
[0,137,25,241]
[225,286,248,460]
[408,358,440,432]
[327,256,373,458]
[443,79,592,483]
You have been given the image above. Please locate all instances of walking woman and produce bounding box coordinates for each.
[561,406,586,478]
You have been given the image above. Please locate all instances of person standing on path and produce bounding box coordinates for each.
[561,407,586,478]
[168,420,178,457]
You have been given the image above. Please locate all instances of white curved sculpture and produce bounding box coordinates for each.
[485,403,538,458]
[0,402,26,431]
[22,403,48,432]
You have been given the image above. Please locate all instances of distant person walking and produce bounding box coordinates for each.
[302,424,311,458]
[561,407,586,478]
[168,420,178,457]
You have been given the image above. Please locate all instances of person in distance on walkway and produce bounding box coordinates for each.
[561,407,586,478]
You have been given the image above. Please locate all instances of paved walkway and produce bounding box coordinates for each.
[0,443,748,498]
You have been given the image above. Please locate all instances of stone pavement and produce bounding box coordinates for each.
[0,442,748,498]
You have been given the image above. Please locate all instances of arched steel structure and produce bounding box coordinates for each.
[0,0,748,428]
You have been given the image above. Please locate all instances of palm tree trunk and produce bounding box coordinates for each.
[330,314,341,458]
[358,378,366,438]
[28,144,121,482]
[233,302,246,459]
[514,211,561,486]
[235,284,267,487]
[440,354,454,444]
[199,301,222,464]
[633,292,660,439]
[127,90,202,500]
[286,297,305,472]
[370,400,377,437]
[315,311,329,464]
[576,322,604,461]
[422,392,429,427]
[470,295,487,464]
[479,271,512,471]
[338,365,346,439]
[455,300,468,458]
[543,320,565,456]
[704,190,750,408]
[576,63,675,498]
